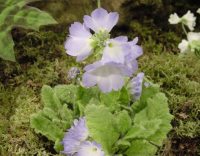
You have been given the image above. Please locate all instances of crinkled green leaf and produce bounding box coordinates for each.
[115,110,132,135]
[116,139,131,147]
[85,105,120,155]
[119,87,131,105]
[145,93,173,145]
[30,85,73,152]
[100,91,121,111]
[41,85,61,111]
[126,140,157,156]
[125,92,173,155]
[0,0,57,61]
[54,84,78,104]
[77,86,100,106]
[125,119,162,139]
[116,139,131,152]
[30,111,64,141]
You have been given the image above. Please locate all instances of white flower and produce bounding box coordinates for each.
[168,13,181,24]
[197,8,200,14]
[178,32,200,53]
[187,32,200,41]
[181,11,196,31]
[168,11,196,31]
[178,39,189,53]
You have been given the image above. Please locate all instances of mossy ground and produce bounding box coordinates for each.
[0,0,200,155]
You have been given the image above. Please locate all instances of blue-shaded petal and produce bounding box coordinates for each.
[62,117,89,155]
[76,141,105,156]
[82,61,132,93]
[65,22,93,62]
[129,72,144,101]
[83,8,119,32]
[101,37,131,64]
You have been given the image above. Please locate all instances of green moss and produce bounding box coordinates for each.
[139,53,200,147]
[175,121,200,138]
[0,24,76,155]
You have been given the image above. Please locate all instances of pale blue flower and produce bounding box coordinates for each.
[65,22,93,62]
[84,8,119,33]
[82,61,132,93]
[129,72,144,101]
[62,117,89,155]
[101,36,131,64]
[125,37,143,74]
[76,141,105,156]
[127,37,143,60]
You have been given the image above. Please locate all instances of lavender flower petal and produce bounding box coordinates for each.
[126,39,143,61]
[76,141,105,156]
[129,72,144,101]
[124,38,143,74]
[83,8,119,32]
[64,22,93,62]
[62,117,89,155]
[101,37,130,64]
[82,61,132,93]
[125,59,138,75]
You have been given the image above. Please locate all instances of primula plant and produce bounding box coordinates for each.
[0,0,57,61]
[169,9,200,57]
[31,5,173,156]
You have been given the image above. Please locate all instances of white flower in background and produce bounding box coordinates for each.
[168,11,196,31]
[187,32,200,41]
[168,13,181,24]
[178,40,189,53]
[178,32,200,53]
[182,11,196,31]
[197,8,200,14]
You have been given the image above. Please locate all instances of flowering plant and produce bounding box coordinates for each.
[31,6,173,156]
[169,9,200,56]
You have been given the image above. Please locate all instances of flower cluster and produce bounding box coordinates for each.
[62,117,104,156]
[169,9,200,55]
[168,11,196,31]
[65,8,143,93]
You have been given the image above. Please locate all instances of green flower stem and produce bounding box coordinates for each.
[97,0,101,8]
[181,23,188,36]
